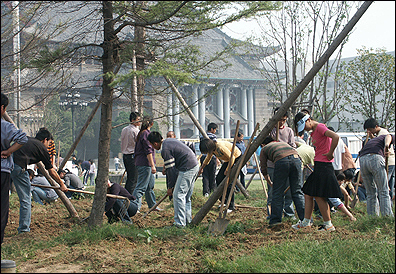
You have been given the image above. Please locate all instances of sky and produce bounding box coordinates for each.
[221,1,395,59]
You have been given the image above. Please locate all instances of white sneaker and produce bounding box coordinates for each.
[291,220,312,230]
[226,209,233,214]
[204,193,209,197]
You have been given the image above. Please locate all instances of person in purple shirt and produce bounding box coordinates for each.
[148,131,199,228]
[359,134,395,217]
[132,117,159,212]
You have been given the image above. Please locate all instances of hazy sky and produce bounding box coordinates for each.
[221,1,395,59]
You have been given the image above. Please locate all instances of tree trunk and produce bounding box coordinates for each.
[87,1,116,228]
[191,0,373,226]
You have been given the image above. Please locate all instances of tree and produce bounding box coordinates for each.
[16,1,280,227]
[339,47,395,131]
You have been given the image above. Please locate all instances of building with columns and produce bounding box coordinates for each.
[148,28,281,139]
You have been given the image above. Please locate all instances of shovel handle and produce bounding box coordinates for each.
[143,189,172,218]
[30,183,128,200]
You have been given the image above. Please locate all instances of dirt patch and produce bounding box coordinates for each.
[2,195,377,273]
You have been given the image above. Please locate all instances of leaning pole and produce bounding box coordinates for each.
[191,0,373,225]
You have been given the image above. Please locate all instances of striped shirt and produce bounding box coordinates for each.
[259,141,298,176]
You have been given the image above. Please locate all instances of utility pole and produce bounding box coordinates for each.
[12,1,21,127]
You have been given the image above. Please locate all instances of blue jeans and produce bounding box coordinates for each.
[173,164,199,227]
[269,155,305,225]
[88,173,96,186]
[387,165,395,201]
[360,154,393,217]
[10,164,31,233]
[132,166,157,211]
[83,170,89,185]
[31,187,57,205]
[115,163,120,171]
[267,167,295,218]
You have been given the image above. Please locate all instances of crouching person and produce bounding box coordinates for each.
[28,169,59,205]
[105,180,138,224]
[58,169,84,199]
[148,131,199,228]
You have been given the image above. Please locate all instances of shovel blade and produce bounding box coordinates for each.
[207,218,230,236]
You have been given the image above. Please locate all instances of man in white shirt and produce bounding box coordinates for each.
[120,112,141,194]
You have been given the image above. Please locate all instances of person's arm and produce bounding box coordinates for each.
[1,142,24,158]
[324,129,339,161]
[147,153,156,174]
[198,152,213,175]
[47,168,68,192]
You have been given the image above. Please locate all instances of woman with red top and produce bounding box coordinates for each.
[291,112,343,232]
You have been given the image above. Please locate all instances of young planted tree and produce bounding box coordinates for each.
[339,47,395,131]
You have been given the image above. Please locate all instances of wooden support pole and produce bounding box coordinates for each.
[191,1,373,226]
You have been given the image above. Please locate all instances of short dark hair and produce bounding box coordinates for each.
[237,130,244,137]
[363,118,378,130]
[1,92,9,107]
[199,138,216,154]
[263,136,274,145]
[35,127,53,141]
[337,173,346,181]
[343,169,355,181]
[207,122,218,132]
[129,111,140,122]
[274,107,288,117]
[147,131,163,144]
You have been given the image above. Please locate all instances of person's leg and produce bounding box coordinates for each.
[270,159,289,225]
[144,172,157,209]
[304,195,314,220]
[123,154,138,194]
[371,155,394,217]
[315,196,331,222]
[132,166,151,210]
[31,187,45,205]
[173,165,199,227]
[387,165,395,204]
[360,155,379,216]
[216,162,228,205]
[328,198,356,221]
[113,199,132,222]
[10,165,31,233]
[200,155,210,195]
[208,157,217,193]
[266,167,274,217]
[289,157,305,221]
[283,177,295,217]
[1,172,11,244]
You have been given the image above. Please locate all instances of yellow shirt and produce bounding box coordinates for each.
[202,141,241,167]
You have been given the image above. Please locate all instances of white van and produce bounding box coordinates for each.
[338,132,366,169]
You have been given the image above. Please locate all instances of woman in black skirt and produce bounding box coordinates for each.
[291,112,343,232]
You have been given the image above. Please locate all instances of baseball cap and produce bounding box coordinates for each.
[296,114,310,133]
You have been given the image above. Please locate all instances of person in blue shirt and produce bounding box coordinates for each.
[148,131,199,228]
[1,92,28,246]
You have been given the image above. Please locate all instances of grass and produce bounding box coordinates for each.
[2,176,395,273]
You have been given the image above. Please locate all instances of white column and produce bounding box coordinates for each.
[192,85,199,137]
[247,86,254,136]
[199,85,206,135]
[223,85,230,138]
[173,92,180,139]
[241,86,248,135]
[216,87,224,138]
[167,91,173,132]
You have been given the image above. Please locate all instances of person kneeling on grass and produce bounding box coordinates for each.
[105,180,138,224]
[148,131,200,228]
[28,169,58,205]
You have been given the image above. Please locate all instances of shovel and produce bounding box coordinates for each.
[208,121,240,236]
[209,123,260,236]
